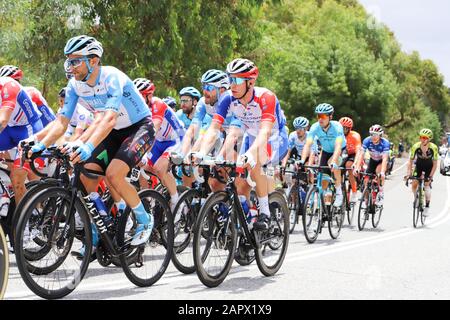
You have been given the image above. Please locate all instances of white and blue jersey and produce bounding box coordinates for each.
[362,137,390,161]
[307,121,346,154]
[61,66,150,130]
[176,109,212,132]
[288,131,318,155]
[192,95,242,132]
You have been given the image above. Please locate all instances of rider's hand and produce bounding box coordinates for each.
[70,142,95,164]
[18,135,37,151]
[240,152,257,169]
[30,142,46,155]
[191,151,205,165]
[329,162,339,170]
[60,139,84,154]
[138,154,148,168]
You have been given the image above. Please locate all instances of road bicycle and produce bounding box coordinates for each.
[192,158,290,288]
[405,175,431,228]
[357,173,383,231]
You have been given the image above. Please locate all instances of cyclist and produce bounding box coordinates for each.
[56,87,94,142]
[354,124,390,207]
[301,103,346,207]
[195,58,288,231]
[162,96,177,110]
[28,35,156,246]
[0,73,43,207]
[176,86,205,132]
[0,65,55,128]
[133,77,186,213]
[339,116,361,203]
[406,129,438,216]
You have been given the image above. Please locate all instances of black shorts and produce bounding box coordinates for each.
[87,117,155,172]
[366,158,383,175]
[414,159,433,178]
[342,154,356,167]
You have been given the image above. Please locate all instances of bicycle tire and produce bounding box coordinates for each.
[118,189,174,287]
[255,191,290,277]
[302,186,321,243]
[0,225,8,300]
[193,191,237,288]
[171,188,201,274]
[14,187,92,299]
[358,188,370,231]
[287,184,300,234]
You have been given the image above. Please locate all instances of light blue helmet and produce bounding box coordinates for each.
[179,87,201,100]
[163,96,177,109]
[315,103,334,115]
[293,117,309,129]
[201,69,230,89]
[64,35,103,57]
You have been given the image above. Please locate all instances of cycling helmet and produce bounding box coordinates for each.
[133,78,155,95]
[339,117,353,129]
[293,117,309,130]
[0,65,23,80]
[419,128,433,139]
[201,69,230,89]
[226,58,259,79]
[64,35,103,57]
[369,124,384,135]
[163,96,177,109]
[314,103,334,115]
[179,86,201,100]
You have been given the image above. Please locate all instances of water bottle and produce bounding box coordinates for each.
[89,192,113,229]
[0,192,10,217]
[239,195,250,215]
[299,185,306,204]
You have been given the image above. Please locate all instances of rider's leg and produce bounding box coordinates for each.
[153,156,179,211]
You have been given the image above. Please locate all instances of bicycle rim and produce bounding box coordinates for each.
[358,188,369,231]
[0,225,8,300]
[302,187,320,243]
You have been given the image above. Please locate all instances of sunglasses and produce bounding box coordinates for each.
[370,133,382,137]
[229,77,251,85]
[65,57,89,69]
[180,99,192,104]
[420,136,430,140]
[316,114,329,120]
[202,84,217,92]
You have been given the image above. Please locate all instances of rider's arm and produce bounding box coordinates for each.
[430,144,439,178]
[0,108,13,134]
[0,80,20,133]
[181,123,199,155]
[331,137,343,166]
[282,149,291,167]
[38,114,70,146]
[198,121,222,156]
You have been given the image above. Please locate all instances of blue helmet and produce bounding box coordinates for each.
[293,117,309,129]
[201,69,230,89]
[64,35,103,57]
[315,103,334,115]
[179,86,201,100]
[163,96,177,109]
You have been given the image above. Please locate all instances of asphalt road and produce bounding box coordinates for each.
[4,158,450,300]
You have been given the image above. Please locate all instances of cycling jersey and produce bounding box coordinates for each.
[307,121,346,154]
[0,77,42,127]
[193,95,242,132]
[62,104,94,138]
[150,97,185,142]
[24,86,55,127]
[362,137,390,161]
[288,131,318,156]
[410,142,439,161]
[345,130,361,155]
[61,66,150,130]
[176,109,211,135]
[213,88,286,137]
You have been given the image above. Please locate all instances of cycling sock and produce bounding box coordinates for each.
[335,186,342,194]
[132,202,150,225]
[258,196,270,217]
[170,193,179,207]
[426,201,430,208]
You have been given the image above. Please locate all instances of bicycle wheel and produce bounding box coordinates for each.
[413,191,420,228]
[346,184,355,226]
[328,199,344,239]
[255,191,290,277]
[193,191,237,288]
[0,225,8,300]
[117,189,174,287]
[15,187,92,299]
[288,184,300,234]
[372,192,383,228]
[358,188,370,231]
[171,188,201,274]
[302,187,321,243]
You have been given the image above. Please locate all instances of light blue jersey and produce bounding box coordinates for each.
[61,66,150,130]
[289,131,318,155]
[192,95,242,132]
[307,121,346,154]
